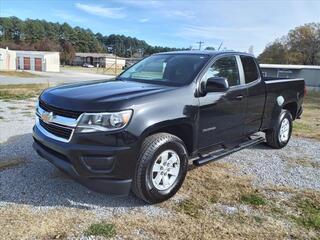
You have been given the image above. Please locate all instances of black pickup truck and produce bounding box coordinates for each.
[33,51,305,203]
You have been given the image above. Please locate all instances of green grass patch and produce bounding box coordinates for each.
[240,193,268,206]
[209,193,220,203]
[0,71,40,78]
[292,199,320,230]
[0,84,49,100]
[84,222,116,238]
[176,199,202,218]
[293,121,312,131]
[253,216,264,224]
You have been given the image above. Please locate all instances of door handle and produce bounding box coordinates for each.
[235,95,244,100]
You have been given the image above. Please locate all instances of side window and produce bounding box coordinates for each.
[240,56,259,83]
[204,56,240,87]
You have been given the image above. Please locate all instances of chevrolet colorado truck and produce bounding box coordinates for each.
[33,51,305,203]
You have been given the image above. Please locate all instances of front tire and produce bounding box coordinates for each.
[266,109,293,149]
[132,133,188,204]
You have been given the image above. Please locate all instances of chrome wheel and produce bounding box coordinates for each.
[151,150,180,191]
[279,118,290,143]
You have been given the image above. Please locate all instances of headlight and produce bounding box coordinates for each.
[76,110,133,133]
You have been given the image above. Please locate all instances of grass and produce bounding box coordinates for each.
[0,84,50,100]
[293,91,320,140]
[0,71,40,78]
[284,156,320,169]
[1,162,320,239]
[61,65,123,75]
[292,197,320,230]
[240,193,268,206]
[84,223,116,238]
[176,199,202,218]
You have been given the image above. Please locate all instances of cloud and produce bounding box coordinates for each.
[53,10,86,23]
[119,0,161,8]
[75,3,126,19]
[166,10,195,19]
[139,18,149,23]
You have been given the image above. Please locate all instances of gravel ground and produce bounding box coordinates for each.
[0,99,319,238]
[221,137,320,190]
[0,70,113,85]
[0,100,167,218]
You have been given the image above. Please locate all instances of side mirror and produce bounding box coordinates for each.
[205,77,229,93]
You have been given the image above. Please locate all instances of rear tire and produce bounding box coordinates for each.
[132,133,188,204]
[265,109,292,149]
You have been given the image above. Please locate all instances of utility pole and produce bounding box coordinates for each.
[196,41,204,50]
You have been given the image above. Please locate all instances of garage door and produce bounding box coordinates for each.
[35,58,42,71]
[23,57,30,70]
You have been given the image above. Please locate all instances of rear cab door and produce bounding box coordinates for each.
[239,55,266,135]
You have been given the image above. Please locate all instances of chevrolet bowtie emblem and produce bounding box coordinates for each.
[41,111,54,124]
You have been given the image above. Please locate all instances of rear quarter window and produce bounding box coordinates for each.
[240,56,259,83]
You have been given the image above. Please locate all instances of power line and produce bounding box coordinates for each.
[196,41,204,50]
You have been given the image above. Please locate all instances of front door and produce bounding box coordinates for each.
[198,55,247,149]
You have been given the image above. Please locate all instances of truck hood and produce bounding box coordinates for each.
[40,79,174,112]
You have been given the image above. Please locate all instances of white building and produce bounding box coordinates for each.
[73,52,126,68]
[0,48,16,71]
[16,50,60,72]
[260,64,320,91]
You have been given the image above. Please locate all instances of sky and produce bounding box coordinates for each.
[1,0,320,55]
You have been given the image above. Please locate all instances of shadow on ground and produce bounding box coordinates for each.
[0,133,145,210]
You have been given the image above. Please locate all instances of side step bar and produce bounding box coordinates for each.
[193,137,265,166]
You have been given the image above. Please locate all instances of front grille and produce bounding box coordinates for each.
[39,119,73,140]
[39,100,82,119]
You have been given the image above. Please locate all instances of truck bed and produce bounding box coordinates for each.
[261,77,305,130]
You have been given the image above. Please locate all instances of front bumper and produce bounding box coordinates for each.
[33,124,139,196]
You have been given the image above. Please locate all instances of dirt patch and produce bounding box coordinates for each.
[0,157,26,170]
[0,71,40,78]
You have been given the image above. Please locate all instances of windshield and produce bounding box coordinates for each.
[118,54,210,86]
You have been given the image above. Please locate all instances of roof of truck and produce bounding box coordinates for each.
[156,50,254,57]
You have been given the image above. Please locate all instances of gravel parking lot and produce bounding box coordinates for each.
[1,99,319,239]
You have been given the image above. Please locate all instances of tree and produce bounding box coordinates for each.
[258,23,320,65]
[0,16,189,63]
[287,23,320,65]
[60,40,75,65]
[258,39,289,64]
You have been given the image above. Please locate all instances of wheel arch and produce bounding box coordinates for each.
[283,101,298,120]
[140,120,195,156]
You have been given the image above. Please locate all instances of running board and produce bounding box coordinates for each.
[193,137,264,166]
